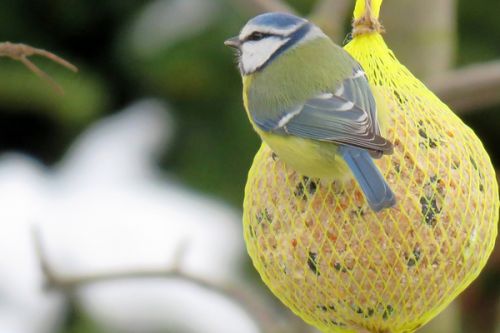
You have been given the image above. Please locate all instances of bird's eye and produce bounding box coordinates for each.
[246,32,268,41]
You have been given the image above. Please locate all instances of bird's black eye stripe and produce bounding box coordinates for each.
[245,31,273,42]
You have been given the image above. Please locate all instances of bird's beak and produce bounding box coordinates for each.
[224,36,242,49]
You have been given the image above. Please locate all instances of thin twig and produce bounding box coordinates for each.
[428,60,500,114]
[32,227,297,333]
[0,41,77,94]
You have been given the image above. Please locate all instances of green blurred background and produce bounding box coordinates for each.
[0,0,498,332]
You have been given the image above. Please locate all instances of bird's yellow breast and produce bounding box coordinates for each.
[242,75,349,179]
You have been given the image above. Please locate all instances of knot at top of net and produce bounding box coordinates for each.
[352,0,385,37]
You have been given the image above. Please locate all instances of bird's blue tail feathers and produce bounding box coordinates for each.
[339,146,396,212]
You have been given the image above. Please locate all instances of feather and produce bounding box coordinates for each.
[339,146,396,211]
[249,54,393,156]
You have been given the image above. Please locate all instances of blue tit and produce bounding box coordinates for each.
[225,12,395,212]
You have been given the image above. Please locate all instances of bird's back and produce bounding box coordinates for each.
[244,37,354,121]
[242,37,359,178]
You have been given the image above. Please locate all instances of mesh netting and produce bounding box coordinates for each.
[242,2,499,333]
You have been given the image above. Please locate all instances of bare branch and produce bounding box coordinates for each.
[0,42,77,94]
[428,60,500,114]
[32,227,311,333]
[232,0,296,15]
[382,0,456,80]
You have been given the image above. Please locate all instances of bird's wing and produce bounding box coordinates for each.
[253,66,393,156]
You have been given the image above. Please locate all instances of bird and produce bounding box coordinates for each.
[225,12,396,212]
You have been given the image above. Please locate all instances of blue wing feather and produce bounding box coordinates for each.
[339,146,396,211]
[252,68,392,154]
[250,65,396,210]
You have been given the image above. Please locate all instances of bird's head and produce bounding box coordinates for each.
[225,12,326,75]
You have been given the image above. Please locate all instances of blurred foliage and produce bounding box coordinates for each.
[457,0,500,167]
[286,0,318,14]
[0,0,499,332]
[1,0,498,204]
[0,60,108,123]
[119,3,261,202]
[458,0,500,64]
[58,303,105,333]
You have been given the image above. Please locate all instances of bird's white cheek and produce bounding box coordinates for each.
[241,38,288,74]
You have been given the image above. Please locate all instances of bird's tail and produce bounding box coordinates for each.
[339,146,396,212]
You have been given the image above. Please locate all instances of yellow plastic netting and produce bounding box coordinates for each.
[242,1,499,332]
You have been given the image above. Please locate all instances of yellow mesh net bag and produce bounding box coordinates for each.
[242,1,499,332]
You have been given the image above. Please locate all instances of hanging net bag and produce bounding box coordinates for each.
[242,0,499,332]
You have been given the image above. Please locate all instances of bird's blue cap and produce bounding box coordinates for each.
[247,12,306,29]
